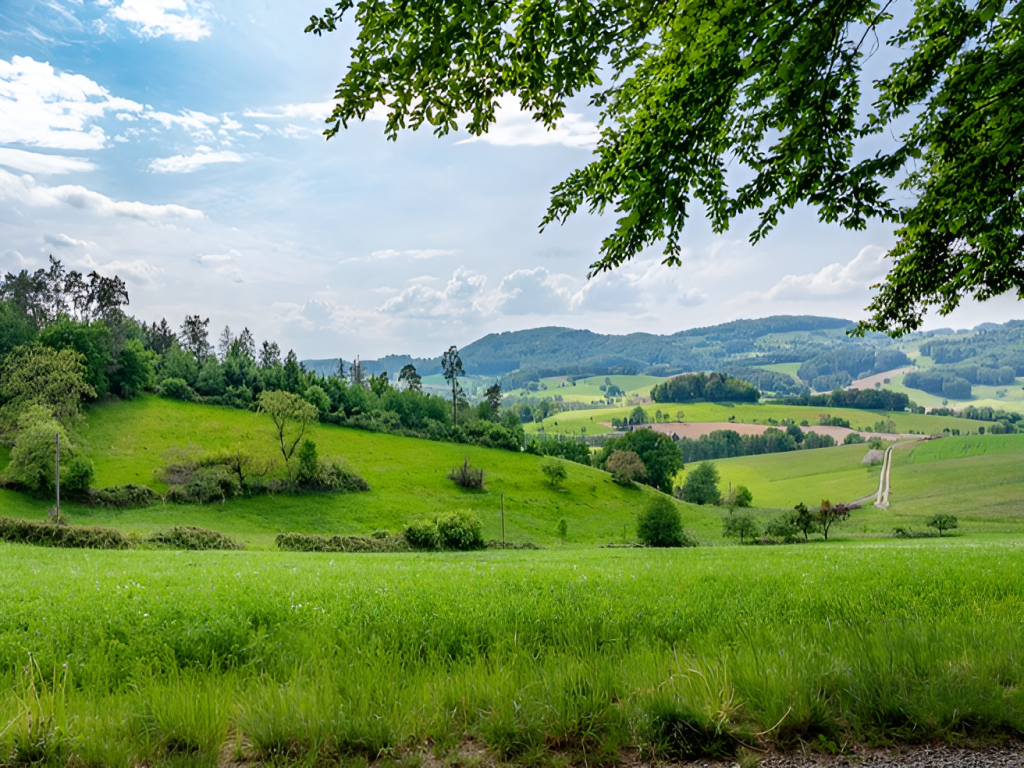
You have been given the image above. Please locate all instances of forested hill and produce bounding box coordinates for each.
[303,315,860,378]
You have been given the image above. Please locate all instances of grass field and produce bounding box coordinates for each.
[886,374,1024,413]
[527,401,989,436]
[2,396,721,547]
[676,443,884,511]
[886,434,1024,533]
[671,434,1024,536]
[755,362,802,377]
[2,541,1023,766]
[504,374,666,404]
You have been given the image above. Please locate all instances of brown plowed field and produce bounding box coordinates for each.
[600,422,919,442]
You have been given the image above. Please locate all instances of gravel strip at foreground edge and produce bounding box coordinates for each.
[680,743,1024,767]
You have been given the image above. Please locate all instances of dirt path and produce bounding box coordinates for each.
[874,443,894,509]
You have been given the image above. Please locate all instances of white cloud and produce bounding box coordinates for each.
[379,267,488,318]
[197,250,243,281]
[0,168,203,221]
[0,55,142,150]
[455,96,600,149]
[244,101,346,120]
[0,148,97,175]
[79,253,163,283]
[762,246,889,301]
[571,259,707,313]
[370,248,456,261]
[493,267,573,315]
[0,250,33,271]
[108,0,211,41]
[44,233,94,248]
[143,109,219,136]
[149,146,243,173]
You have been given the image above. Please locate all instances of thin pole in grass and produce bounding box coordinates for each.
[55,431,60,525]
[501,492,505,549]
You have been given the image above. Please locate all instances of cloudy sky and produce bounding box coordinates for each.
[1,0,1019,360]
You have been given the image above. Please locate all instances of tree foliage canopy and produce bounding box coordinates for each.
[308,0,1023,335]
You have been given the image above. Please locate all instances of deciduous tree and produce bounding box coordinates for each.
[307,0,1024,335]
[258,390,319,478]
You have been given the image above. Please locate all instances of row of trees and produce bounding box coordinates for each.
[650,372,760,403]
[770,387,911,412]
[675,427,836,463]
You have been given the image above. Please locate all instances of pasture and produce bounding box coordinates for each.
[504,374,666,404]
[527,401,989,436]
[2,541,1023,766]
[1,396,720,547]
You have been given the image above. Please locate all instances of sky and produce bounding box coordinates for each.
[1,0,1020,360]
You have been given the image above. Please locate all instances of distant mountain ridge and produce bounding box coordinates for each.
[302,315,859,379]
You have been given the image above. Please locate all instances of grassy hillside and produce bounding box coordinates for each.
[505,374,666,403]
[885,373,1024,413]
[676,443,883,511]
[755,362,803,377]
[674,434,1024,535]
[886,434,1024,532]
[528,401,989,436]
[4,396,721,547]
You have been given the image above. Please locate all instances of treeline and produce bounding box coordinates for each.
[676,427,836,463]
[0,259,529,501]
[651,372,760,403]
[797,347,911,390]
[721,366,805,396]
[904,365,1017,401]
[920,322,1024,371]
[770,387,911,412]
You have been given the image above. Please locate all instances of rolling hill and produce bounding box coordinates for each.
[0,396,721,547]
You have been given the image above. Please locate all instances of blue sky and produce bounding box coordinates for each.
[1,0,1020,359]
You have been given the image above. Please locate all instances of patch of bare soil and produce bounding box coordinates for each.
[849,367,917,391]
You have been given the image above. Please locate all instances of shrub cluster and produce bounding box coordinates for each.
[0,517,132,549]
[404,511,485,551]
[485,539,540,550]
[636,497,698,548]
[275,532,411,553]
[146,526,244,550]
[448,457,484,489]
[86,484,158,508]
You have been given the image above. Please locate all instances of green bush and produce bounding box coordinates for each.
[540,457,568,486]
[296,439,319,483]
[147,526,244,550]
[762,513,801,543]
[636,496,696,547]
[275,532,411,553]
[722,512,760,544]
[86,484,157,508]
[404,519,442,550]
[844,432,866,444]
[61,456,94,494]
[676,461,721,505]
[0,517,133,549]
[167,465,240,504]
[436,511,485,550]
[159,377,196,401]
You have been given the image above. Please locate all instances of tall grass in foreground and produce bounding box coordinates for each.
[1,542,1022,765]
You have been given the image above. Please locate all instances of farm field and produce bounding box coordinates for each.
[755,362,802,376]
[2,540,1023,765]
[1,396,720,547]
[527,401,989,437]
[675,443,884,512]
[886,373,1024,413]
[886,434,1024,532]
[673,433,1024,536]
[504,374,666,404]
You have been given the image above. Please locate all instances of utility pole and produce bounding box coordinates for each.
[500,493,505,550]
[55,432,61,525]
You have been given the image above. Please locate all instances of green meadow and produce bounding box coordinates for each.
[2,540,1024,766]
[0,396,721,547]
[676,443,883,510]
[505,374,666,403]
[527,401,988,436]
